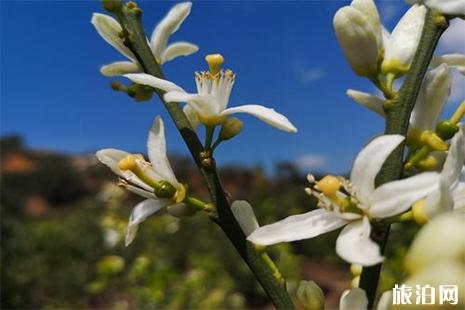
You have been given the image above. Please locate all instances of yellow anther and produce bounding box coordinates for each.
[174,184,187,203]
[412,200,429,225]
[118,155,138,171]
[316,175,341,196]
[205,54,224,75]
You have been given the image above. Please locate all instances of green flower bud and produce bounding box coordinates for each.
[219,117,243,141]
[296,280,325,310]
[153,180,177,199]
[436,120,459,140]
[102,0,122,12]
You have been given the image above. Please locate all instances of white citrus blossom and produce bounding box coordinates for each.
[123,55,297,133]
[339,288,392,310]
[408,0,465,16]
[247,135,439,266]
[431,53,465,75]
[333,0,382,77]
[382,4,427,75]
[96,116,186,246]
[347,63,452,128]
[91,2,198,76]
[416,124,465,220]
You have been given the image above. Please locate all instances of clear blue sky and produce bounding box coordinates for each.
[1,1,463,174]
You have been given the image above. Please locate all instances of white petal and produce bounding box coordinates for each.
[453,181,465,209]
[247,209,348,246]
[147,116,179,187]
[124,73,186,93]
[442,124,465,187]
[150,2,192,60]
[100,61,141,77]
[339,288,368,310]
[96,148,152,191]
[369,171,439,218]
[91,13,136,61]
[183,104,199,129]
[383,5,427,70]
[164,91,219,115]
[431,54,465,75]
[220,104,298,133]
[424,0,465,16]
[377,291,393,310]
[350,135,405,206]
[125,198,168,246]
[336,217,384,266]
[410,64,451,131]
[160,41,199,64]
[231,200,259,236]
[346,89,385,116]
[333,6,379,76]
[424,178,454,218]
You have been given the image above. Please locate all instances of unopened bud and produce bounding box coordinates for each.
[436,120,459,140]
[102,0,122,12]
[219,117,243,141]
[296,280,325,310]
[153,180,177,199]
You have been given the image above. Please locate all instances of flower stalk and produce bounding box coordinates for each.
[112,2,294,308]
[358,9,448,308]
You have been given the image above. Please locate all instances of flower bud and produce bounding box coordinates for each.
[296,280,325,310]
[231,200,259,236]
[405,213,465,274]
[333,6,379,77]
[436,120,459,140]
[219,117,243,141]
[97,255,125,275]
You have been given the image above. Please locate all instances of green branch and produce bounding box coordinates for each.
[359,10,448,308]
[114,3,294,308]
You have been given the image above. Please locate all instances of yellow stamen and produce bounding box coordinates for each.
[412,200,429,225]
[205,54,224,75]
[315,175,341,196]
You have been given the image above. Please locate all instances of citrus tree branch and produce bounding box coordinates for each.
[113,3,295,308]
[359,10,448,308]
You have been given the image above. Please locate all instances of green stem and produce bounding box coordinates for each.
[359,10,448,309]
[118,4,294,308]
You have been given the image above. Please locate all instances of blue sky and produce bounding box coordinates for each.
[1,1,464,174]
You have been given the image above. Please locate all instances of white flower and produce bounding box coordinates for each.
[123,54,297,133]
[96,116,185,245]
[408,0,465,16]
[382,5,427,75]
[431,53,465,75]
[333,0,382,77]
[339,288,392,310]
[91,2,198,76]
[416,124,465,220]
[247,135,439,266]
